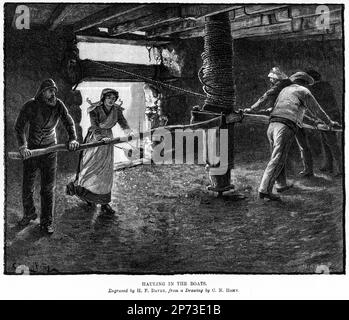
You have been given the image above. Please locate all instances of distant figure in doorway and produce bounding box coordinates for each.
[66,88,132,214]
[306,69,342,176]
[245,67,314,178]
[257,72,337,201]
[15,79,79,234]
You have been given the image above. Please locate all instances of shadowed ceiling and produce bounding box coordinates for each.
[5,3,343,45]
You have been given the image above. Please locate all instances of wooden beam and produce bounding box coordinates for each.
[290,4,342,18]
[145,4,342,40]
[76,34,171,46]
[180,4,241,18]
[46,4,74,31]
[118,4,282,39]
[231,15,262,30]
[178,7,342,40]
[292,8,342,32]
[146,18,205,38]
[110,6,182,36]
[275,8,293,22]
[73,4,166,32]
[234,5,289,19]
[243,4,289,16]
[230,5,342,32]
[231,7,293,31]
[231,21,293,39]
[80,60,168,82]
[247,23,342,41]
[111,4,239,37]
[79,76,145,83]
[232,24,342,41]
[176,28,205,39]
[292,24,340,38]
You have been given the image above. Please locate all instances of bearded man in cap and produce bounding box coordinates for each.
[15,79,80,233]
[258,72,338,201]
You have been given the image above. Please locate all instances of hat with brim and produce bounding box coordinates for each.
[305,69,321,82]
[289,72,314,85]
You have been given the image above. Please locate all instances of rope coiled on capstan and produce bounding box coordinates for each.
[199,18,236,113]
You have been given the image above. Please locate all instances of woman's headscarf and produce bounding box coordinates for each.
[87,88,119,113]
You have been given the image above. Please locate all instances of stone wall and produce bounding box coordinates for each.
[4,27,83,171]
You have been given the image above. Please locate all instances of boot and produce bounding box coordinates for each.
[40,223,54,234]
[276,184,294,193]
[259,192,281,201]
[101,204,115,215]
[18,212,37,227]
[86,200,96,208]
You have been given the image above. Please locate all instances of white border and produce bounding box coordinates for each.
[0,0,348,300]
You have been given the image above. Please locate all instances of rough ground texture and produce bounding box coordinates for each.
[5,144,344,275]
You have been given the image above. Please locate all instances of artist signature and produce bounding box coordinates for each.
[13,263,59,275]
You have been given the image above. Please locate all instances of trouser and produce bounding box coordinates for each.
[295,128,313,173]
[22,152,57,226]
[320,131,342,172]
[259,122,295,194]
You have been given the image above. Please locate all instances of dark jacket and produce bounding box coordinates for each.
[88,105,129,141]
[308,81,341,123]
[15,98,77,149]
[250,79,292,112]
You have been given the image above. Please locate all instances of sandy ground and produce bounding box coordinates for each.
[4,148,344,274]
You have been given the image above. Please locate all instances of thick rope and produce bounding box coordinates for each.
[88,60,207,100]
[86,58,238,109]
[199,18,236,112]
[83,60,338,130]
